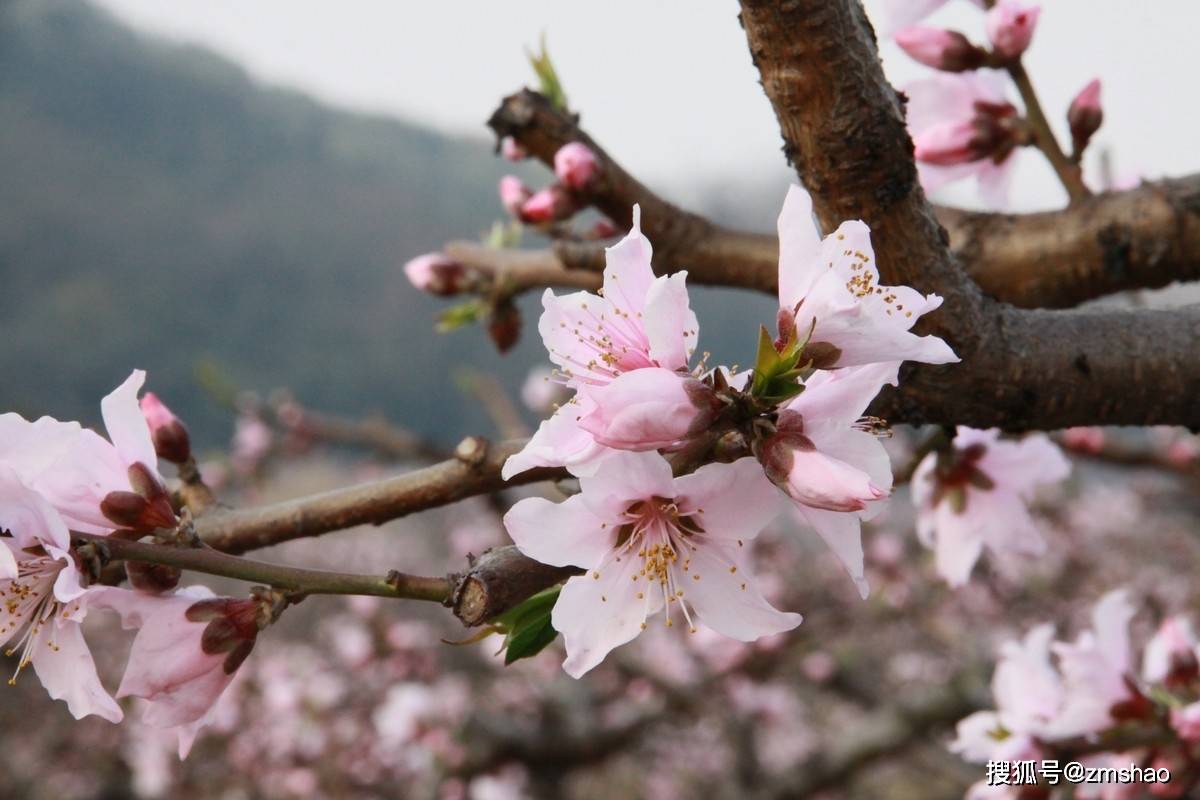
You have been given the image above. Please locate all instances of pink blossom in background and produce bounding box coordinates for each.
[519,366,569,414]
[894,26,984,71]
[519,184,575,224]
[912,427,1070,586]
[1142,616,1200,686]
[553,142,600,191]
[1061,426,1105,454]
[775,185,958,369]
[904,71,1021,208]
[1051,589,1140,738]
[403,252,467,296]
[1171,702,1200,743]
[230,412,273,475]
[761,364,901,597]
[984,0,1040,60]
[139,392,191,464]
[882,0,985,34]
[505,451,799,677]
[503,206,699,479]
[499,136,526,161]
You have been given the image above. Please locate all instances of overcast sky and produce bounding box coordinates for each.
[93,0,1199,212]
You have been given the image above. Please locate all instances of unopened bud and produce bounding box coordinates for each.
[140,392,191,464]
[1067,78,1102,157]
[126,559,182,593]
[403,252,466,296]
[100,463,177,532]
[553,142,601,191]
[499,136,527,161]
[913,101,1020,167]
[587,219,619,239]
[487,302,521,353]
[188,597,261,675]
[498,175,532,218]
[520,184,576,224]
[985,0,1040,60]
[894,27,985,72]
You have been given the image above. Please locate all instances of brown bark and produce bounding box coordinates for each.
[451,545,580,627]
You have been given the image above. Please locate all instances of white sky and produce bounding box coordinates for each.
[93,0,1200,212]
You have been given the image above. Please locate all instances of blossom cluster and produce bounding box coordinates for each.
[955,589,1200,798]
[0,371,258,755]
[498,186,963,675]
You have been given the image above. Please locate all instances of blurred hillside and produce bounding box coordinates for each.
[0,0,775,449]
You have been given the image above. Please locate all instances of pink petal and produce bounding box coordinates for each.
[500,397,609,480]
[787,363,901,429]
[554,556,658,678]
[600,205,655,317]
[681,543,802,641]
[32,619,123,723]
[776,185,824,310]
[577,451,675,520]
[578,368,712,452]
[504,495,613,570]
[673,458,782,543]
[0,466,72,552]
[794,504,869,599]
[643,272,699,371]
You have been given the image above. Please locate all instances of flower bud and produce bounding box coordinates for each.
[499,136,527,161]
[125,559,182,594]
[1143,616,1200,687]
[139,392,191,464]
[487,301,521,354]
[498,175,532,218]
[403,252,466,296]
[1060,426,1104,454]
[758,411,887,513]
[578,368,722,451]
[101,463,177,532]
[519,184,576,224]
[187,597,261,675]
[553,142,601,191]
[1067,78,1103,156]
[1171,702,1200,743]
[894,27,985,72]
[985,0,1040,60]
[587,219,619,239]
[912,101,1019,167]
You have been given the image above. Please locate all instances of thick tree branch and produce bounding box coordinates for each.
[737,0,1200,430]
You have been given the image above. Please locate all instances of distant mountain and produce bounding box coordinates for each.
[0,0,774,449]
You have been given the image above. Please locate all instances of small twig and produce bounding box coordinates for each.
[72,531,451,603]
[1007,61,1091,204]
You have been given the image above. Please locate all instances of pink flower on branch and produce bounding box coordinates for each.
[578,368,722,452]
[881,0,985,35]
[912,427,1069,586]
[985,0,1040,61]
[403,252,468,297]
[894,26,986,72]
[905,71,1022,206]
[503,206,699,478]
[1143,616,1200,687]
[775,185,957,369]
[505,452,800,677]
[140,392,191,465]
[498,175,532,219]
[553,142,601,191]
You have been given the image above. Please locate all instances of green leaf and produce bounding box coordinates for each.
[493,586,562,665]
[526,35,568,111]
[751,325,780,396]
[436,300,486,332]
[483,220,522,249]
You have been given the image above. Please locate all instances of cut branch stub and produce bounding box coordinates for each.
[452,545,580,627]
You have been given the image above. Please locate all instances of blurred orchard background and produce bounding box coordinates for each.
[3,1,1200,798]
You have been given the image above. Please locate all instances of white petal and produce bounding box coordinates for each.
[504,495,613,570]
[0,466,72,552]
[673,458,782,542]
[101,369,157,470]
[32,620,123,723]
[682,542,802,641]
[601,205,654,317]
[776,185,823,309]
[795,505,869,599]
[788,363,900,429]
[501,399,607,480]
[932,504,986,587]
[577,451,674,520]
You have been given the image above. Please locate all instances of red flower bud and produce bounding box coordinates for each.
[895,27,986,72]
[140,392,191,464]
[1067,79,1103,157]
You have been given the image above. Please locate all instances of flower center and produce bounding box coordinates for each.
[613,496,706,633]
[0,556,72,684]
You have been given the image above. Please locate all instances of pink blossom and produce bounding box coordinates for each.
[0,370,171,535]
[762,363,901,597]
[775,186,957,369]
[578,368,720,451]
[912,427,1070,586]
[505,452,799,677]
[93,585,260,747]
[1051,589,1141,738]
[1142,616,1199,686]
[894,26,984,71]
[520,184,575,224]
[140,392,190,464]
[499,136,527,161]
[498,175,531,218]
[905,71,1021,206]
[503,206,699,479]
[553,142,601,191]
[952,625,1061,762]
[1170,702,1200,743]
[0,473,121,721]
[985,0,1040,60]
[1061,426,1105,454]
[403,252,467,296]
[231,412,273,475]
